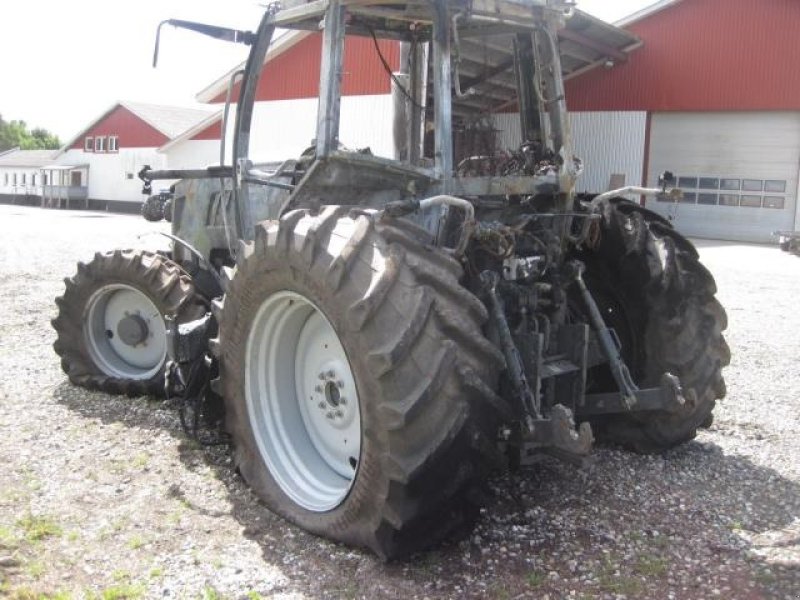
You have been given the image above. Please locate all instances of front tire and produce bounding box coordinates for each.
[578,198,730,452]
[215,208,506,559]
[52,250,205,396]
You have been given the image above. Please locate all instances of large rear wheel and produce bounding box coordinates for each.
[577,198,730,452]
[214,207,506,559]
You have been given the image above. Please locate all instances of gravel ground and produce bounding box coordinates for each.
[0,204,798,599]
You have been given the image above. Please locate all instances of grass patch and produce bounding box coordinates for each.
[112,570,130,583]
[598,574,643,596]
[25,561,45,579]
[98,585,144,600]
[149,566,164,579]
[200,587,226,600]
[127,536,144,550]
[0,525,19,548]
[597,555,644,596]
[525,570,546,588]
[131,453,150,470]
[16,514,61,542]
[634,554,668,577]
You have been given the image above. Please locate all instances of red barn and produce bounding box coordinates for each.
[166,0,798,242]
[567,0,800,242]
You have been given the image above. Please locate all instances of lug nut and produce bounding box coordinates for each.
[335,410,343,418]
[318,372,326,380]
[326,412,335,420]
[337,380,345,388]
[318,402,326,409]
[326,370,335,378]
[339,397,347,405]
[314,385,323,393]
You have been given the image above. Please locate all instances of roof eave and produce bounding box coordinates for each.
[158,110,224,152]
[195,30,311,103]
[615,0,683,28]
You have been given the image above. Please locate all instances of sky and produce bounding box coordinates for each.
[0,0,655,143]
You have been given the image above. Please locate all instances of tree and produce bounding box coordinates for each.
[0,114,61,151]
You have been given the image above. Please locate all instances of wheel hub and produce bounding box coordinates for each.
[117,313,149,347]
[84,284,167,380]
[245,291,362,512]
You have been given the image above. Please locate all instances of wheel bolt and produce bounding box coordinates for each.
[337,380,345,388]
[339,397,347,405]
[335,410,343,418]
[314,385,323,393]
[318,402,326,409]
[326,412,335,420]
[318,372,326,380]
[326,370,335,378]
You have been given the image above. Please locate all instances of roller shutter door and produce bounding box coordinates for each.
[645,112,799,243]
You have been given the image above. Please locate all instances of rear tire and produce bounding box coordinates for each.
[578,198,730,452]
[52,250,205,396]
[214,207,506,559]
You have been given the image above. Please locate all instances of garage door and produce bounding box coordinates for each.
[645,112,799,243]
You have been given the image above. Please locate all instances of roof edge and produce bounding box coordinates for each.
[615,0,683,27]
[158,110,223,153]
[59,102,122,154]
[195,30,312,103]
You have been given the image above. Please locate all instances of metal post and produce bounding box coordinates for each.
[431,0,453,190]
[232,10,276,241]
[512,34,541,144]
[315,0,346,159]
[408,41,428,166]
[532,21,575,207]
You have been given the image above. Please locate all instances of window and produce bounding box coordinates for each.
[742,179,763,192]
[720,179,740,191]
[3,174,7,186]
[126,172,134,180]
[12,173,17,185]
[718,194,738,207]
[681,192,697,204]
[763,196,785,209]
[94,136,106,152]
[740,195,762,208]
[678,176,698,189]
[697,193,717,205]
[107,136,118,152]
[85,137,94,152]
[21,173,26,185]
[765,180,786,193]
[43,174,48,185]
[31,174,36,186]
[698,178,720,190]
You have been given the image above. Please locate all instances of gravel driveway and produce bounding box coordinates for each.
[0,205,798,599]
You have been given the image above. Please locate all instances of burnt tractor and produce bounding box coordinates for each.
[52,0,729,559]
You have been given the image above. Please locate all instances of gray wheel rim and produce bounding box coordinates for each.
[84,284,167,380]
[245,291,361,512]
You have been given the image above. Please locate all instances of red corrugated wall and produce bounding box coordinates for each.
[212,33,400,103]
[191,120,222,140]
[70,106,169,149]
[566,0,800,111]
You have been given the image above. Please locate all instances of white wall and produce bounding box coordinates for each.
[570,111,647,194]
[59,148,167,202]
[168,94,397,167]
[0,167,44,196]
[163,140,221,170]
